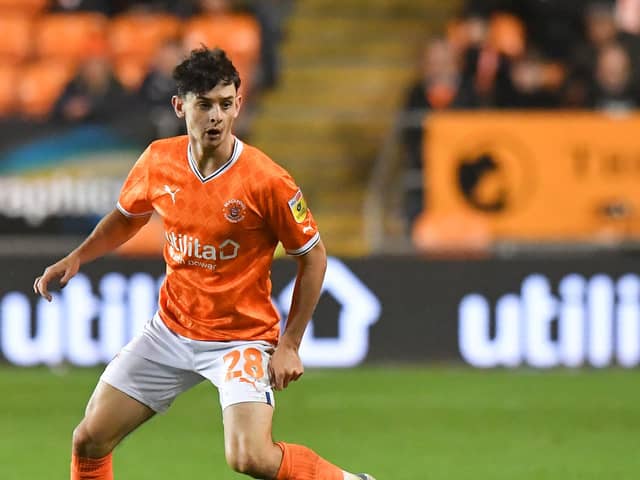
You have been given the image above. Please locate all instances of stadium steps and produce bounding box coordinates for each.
[249,0,461,257]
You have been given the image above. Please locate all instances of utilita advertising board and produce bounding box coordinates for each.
[1,255,640,368]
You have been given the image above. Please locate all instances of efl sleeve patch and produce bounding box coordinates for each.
[287,189,308,223]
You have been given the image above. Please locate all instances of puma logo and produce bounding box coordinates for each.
[303,225,314,234]
[239,377,259,391]
[163,185,180,204]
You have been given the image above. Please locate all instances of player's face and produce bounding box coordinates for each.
[172,83,242,149]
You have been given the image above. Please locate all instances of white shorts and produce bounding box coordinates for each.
[100,313,275,413]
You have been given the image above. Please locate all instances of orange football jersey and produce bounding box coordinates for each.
[117,135,319,343]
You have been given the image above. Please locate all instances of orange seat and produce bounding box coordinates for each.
[113,55,150,91]
[0,15,33,63]
[0,0,48,15]
[182,14,261,94]
[35,13,108,63]
[412,211,492,258]
[18,60,76,118]
[0,63,18,114]
[109,12,182,58]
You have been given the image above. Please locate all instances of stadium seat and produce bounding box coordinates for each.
[0,64,18,114]
[113,56,149,91]
[18,60,76,118]
[109,12,182,58]
[182,14,261,93]
[0,0,48,16]
[35,13,108,63]
[0,15,33,64]
[412,211,492,258]
[109,13,182,90]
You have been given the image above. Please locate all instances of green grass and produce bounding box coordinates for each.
[1,366,639,479]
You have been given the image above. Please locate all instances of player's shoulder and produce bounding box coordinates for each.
[147,135,189,157]
[240,141,292,180]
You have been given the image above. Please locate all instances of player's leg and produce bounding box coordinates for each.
[71,380,155,480]
[222,401,371,480]
[222,402,281,478]
[211,343,371,479]
[71,313,204,480]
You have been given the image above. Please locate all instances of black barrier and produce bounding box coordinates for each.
[1,254,640,368]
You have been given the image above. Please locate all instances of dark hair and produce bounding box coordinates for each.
[173,47,241,97]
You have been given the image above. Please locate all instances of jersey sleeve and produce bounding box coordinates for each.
[264,172,320,256]
[116,145,154,217]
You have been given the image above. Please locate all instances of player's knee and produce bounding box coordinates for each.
[72,423,115,457]
[225,446,269,478]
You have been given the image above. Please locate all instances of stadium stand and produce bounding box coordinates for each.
[0,1,265,120]
[251,0,463,256]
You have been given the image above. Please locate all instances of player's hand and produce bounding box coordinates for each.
[33,254,81,302]
[268,341,304,391]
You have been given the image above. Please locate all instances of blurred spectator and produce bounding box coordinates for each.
[570,3,619,84]
[137,40,186,138]
[194,0,233,15]
[588,41,639,110]
[451,13,522,107]
[53,1,198,16]
[52,0,119,14]
[563,1,640,107]
[401,38,476,227]
[616,0,640,34]
[53,57,130,123]
[123,0,197,17]
[503,52,564,107]
[463,0,586,60]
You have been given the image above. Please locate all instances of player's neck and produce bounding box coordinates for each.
[191,135,235,177]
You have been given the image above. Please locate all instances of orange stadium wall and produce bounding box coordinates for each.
[415,111,640,249]
[1,254,640,369]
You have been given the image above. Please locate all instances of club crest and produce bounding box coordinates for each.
[223,199,246,223]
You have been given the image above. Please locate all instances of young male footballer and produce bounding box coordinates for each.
[34,47,376,480]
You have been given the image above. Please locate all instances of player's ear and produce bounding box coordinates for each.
[234,94,243,118]
[172,95,185,118]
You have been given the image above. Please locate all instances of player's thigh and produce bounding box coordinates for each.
[222,402,280,465]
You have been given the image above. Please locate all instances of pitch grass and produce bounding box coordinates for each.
[1,366,639,480]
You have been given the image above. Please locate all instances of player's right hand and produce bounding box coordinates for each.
[33,254,81,302]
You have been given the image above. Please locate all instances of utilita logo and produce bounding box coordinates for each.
[0,258,380,368]
[165,231,239,270]
[459,273,640,368]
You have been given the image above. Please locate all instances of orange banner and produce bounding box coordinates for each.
[416,111,640,249]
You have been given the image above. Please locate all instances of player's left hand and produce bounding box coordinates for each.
[268,341,303,391]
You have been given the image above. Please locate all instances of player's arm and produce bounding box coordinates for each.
[269,239,327,390]
[33,208,151,302]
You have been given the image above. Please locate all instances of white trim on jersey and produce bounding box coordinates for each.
[188,137,244,183]
[286,232,321,256]
[116,202,154,218]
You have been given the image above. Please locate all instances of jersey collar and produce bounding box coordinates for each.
[187,137,243,183]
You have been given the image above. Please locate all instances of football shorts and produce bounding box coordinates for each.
[100,313,275,413]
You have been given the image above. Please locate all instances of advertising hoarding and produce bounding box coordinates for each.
[2,254,639,368]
